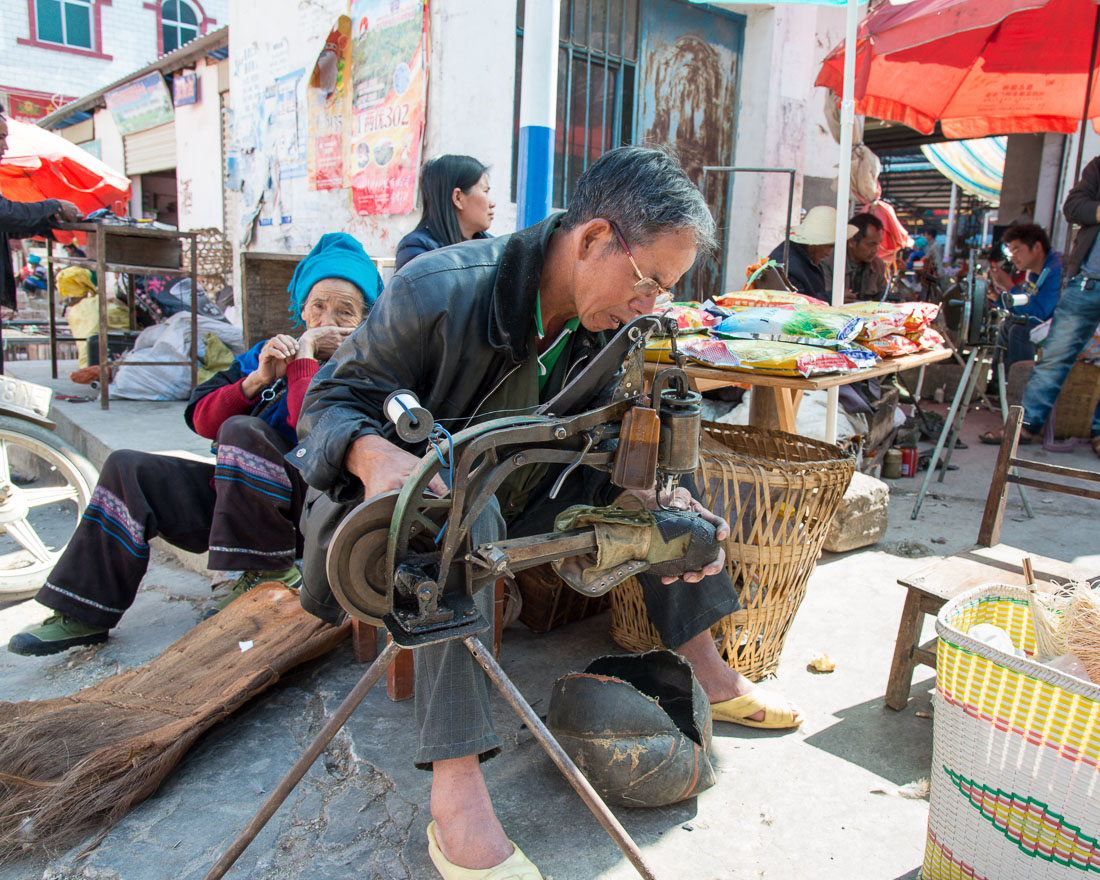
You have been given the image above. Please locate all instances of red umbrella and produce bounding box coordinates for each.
[816,0,1100,139]
[0,117,130,218]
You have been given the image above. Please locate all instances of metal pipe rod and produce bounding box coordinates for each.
[203,639,402,880]
[464,635,659,880]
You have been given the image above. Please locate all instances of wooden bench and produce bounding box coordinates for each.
[885,405,1100,711]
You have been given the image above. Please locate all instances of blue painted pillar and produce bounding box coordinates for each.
[517,0,561,228]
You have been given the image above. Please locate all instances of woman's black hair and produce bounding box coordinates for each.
[415,154,489,247]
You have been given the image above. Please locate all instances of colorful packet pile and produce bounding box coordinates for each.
[711,306,863,348]
[681,337,878,378]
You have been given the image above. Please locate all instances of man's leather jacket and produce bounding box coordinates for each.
[1064,155,1100,279]
[291,213,609,503]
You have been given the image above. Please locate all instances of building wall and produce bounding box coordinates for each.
[174,57,226,231]
[227,0,517,265]
[0,0,228,112]
[718,3,845,289]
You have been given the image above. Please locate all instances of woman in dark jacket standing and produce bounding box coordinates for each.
[395,154,495,270]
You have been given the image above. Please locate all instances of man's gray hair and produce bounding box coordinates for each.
[560,145,717,256]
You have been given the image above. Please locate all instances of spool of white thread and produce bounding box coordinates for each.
[384,390,433,442]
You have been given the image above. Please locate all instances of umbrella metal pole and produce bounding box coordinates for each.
[203,639,402,880]
[912,343,980,518]
[464,635,659,880]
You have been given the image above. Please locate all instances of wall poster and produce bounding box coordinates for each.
[346,0,428,215]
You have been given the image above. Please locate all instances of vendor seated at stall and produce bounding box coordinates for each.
[767,205,856,301]
[984,223,1063,382]
[291,146,803,880]
[844,212,887,302]
[8,233,383,656]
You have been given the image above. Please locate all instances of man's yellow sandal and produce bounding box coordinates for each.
[710,690,804,730]
[427,821,543,880]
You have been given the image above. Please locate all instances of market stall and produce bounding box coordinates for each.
[647,292,951,434]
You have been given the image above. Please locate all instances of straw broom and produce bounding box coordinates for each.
[1065,579,1100,684]
[1022,557,1070,661]
[0,584,348,861]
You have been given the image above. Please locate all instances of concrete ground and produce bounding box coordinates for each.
[1,358,1098,880]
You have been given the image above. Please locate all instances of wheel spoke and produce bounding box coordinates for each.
[5,517,54,564]
[22,485,81,508]
[0,440,10,486]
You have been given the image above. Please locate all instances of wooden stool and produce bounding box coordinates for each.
[885,405,1100,710]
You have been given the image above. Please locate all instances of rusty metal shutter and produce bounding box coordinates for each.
[123,122,176,175]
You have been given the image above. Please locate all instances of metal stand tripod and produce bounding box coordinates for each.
[203,622,659,880]
[911,340,1035,520]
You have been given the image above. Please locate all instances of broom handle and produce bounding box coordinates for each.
[1023,557,1035,589]
[203,638,401,880]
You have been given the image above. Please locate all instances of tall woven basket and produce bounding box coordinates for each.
[609,422,855,681]
[925,585,1100,880]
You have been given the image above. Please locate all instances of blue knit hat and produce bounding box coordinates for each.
[287,233,384,326]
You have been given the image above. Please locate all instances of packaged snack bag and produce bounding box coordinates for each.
[681,337,877,378]
[645,333,707,364]
[713,289,819,310]
[711,306,863,347]
[861,334,920,358]
[656,302,720,331]
[906,326,946,351]
[846,301,940,338]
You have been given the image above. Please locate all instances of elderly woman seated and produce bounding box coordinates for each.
[9,233,383,656]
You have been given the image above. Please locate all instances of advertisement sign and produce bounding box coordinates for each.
[3,91,65,122]
[307,16,351,191]
[105,72,175,135]
[346,0,428,215]
[173,71,199,107]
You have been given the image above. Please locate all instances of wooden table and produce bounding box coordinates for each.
[648,347,952,433]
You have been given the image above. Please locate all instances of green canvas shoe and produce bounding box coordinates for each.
[8,614,109,656]
[208,564,303,615]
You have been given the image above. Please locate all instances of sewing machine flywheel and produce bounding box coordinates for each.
[326,490,447,625]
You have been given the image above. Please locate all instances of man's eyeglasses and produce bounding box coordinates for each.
[607,219,672,303]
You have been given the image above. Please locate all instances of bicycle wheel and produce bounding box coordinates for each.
[0,416,98,600]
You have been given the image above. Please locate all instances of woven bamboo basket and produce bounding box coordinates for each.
[609,422,855,681]
[924,585,1100,879]
[1053,360,1100,440]
[515,563,609,633]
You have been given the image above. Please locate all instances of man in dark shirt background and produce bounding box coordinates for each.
[768,205,856,301]
[0,105,83,312]
[844,212,887,302]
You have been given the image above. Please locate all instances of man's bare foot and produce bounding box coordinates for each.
[979,426,1034,445]
[675,629,800,724]
[431,756,514,869]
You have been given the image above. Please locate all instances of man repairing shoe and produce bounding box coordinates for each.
[8,234,382,656]
[291,146,803,880]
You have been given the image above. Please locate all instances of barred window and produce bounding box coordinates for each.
[513,0,638,207]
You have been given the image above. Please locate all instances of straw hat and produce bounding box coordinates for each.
[790,206,857,246]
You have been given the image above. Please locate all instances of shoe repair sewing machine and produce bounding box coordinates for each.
[204,315,714,880]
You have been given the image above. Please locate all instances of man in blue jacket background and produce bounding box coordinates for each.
[987,223,1063,376]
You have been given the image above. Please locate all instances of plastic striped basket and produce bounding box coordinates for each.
[925,585,1100,880]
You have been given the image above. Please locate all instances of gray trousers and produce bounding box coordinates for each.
[300,474,740,767]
